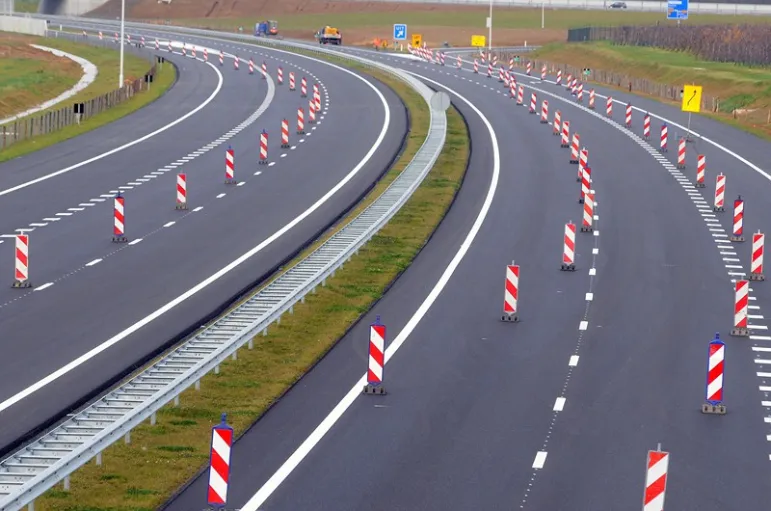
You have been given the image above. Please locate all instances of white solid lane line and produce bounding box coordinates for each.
[85,259,102,267]
[240,75,498,511]
[0,60,391,418]
[533,451,548,469]
[0,63,225,198]
[33,283,53,292]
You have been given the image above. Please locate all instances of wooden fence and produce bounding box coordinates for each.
[0,33,160,151]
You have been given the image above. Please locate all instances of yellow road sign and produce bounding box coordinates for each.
[682,85,702,113]
[471,35,486,47]
[411,34,422,47]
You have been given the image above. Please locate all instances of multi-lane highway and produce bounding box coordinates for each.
[0,28,409,459]
[143,40,771,510]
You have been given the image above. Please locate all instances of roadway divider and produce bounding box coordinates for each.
[0,23,448,511]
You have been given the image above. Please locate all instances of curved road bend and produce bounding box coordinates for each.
[163,48,771,510]
[0,34,408,456]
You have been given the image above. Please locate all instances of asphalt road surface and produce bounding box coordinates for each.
[162,47,771,510]
[0,30,408,456]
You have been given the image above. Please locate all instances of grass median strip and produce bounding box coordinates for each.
[0,36,175,163]
[33,57,468,510]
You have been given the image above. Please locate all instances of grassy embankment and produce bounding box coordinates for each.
[172,9,771,46]
[0,34,176,162]
[0,38,82,119]
[32,56,469,510]
[533,41,771,140]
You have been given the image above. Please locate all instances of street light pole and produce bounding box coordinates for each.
[118,0,125,88]
[541,1,545,29]
[487,0,492,57]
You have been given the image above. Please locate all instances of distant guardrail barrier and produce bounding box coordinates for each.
[0,18,448,511]
[0,27,160,151]
[317,0,771,14]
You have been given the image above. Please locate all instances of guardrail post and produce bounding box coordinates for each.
[289,305,294,315]
[262,327,268,336]
[174,396,180,407]
[195,380,201,390]
[301,296,305,304]
[231,350,237,361]
[28,501,34,511]
[248,338,254,349]
[95,452,102,466]
[63,475,70,491]
[215,365,220,375]
[150,412,157,425]
[124,431,131,444]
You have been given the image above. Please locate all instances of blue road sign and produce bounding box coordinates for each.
[393,23,407,41]
[667,0,688,20]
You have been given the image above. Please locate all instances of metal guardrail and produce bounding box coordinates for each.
[0,20,448,511]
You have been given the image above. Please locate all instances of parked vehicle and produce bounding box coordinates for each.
[255,20,279,36]
[317,26,342,45]
[609,2,628,8]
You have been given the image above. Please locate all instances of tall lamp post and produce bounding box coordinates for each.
[118,0,125,87]
[487,0,493,57]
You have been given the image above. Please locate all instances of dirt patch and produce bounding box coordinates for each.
[0,33,82,119]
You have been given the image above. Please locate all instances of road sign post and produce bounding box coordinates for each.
[393,23,407,41]
[681,84,701,143]
[667,0,689,20]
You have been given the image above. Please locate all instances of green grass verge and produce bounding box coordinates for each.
[533,41,771,140]
[32,53,468,511]
[10,0,37,13]
[0,38,176,163]
[175,9,771,33]
[0,41,82,119]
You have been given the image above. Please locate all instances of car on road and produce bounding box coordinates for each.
[609,1,627,7]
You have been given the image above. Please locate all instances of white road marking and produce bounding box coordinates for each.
[128,238,142,245]
[67,208,85,212]
[532,451,548,469]
[237,182,246,187]
[79,203,95,207]
[193,206,204,212]
[239,74,493,511]
[29,223,48,227]
[0,53,391,424]
[592,248,599,255]
[0,64,225,199]
[163,221,176,228]
[579,321,588,331]
[585,293,593,301]
[216,193,226,199]
[589,268,596,276]
[553,397,566,411]
[85,258,102,267]
[569,355,579,367]
[33,282,53,292]
[55,212,73,216]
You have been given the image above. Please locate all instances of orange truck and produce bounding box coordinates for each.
[318,26,342,45]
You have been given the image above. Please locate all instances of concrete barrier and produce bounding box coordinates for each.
[0,15,47,35]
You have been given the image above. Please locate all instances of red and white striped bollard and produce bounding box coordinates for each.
[540,100,549,124]
[176,173,187,210]
[730,195,745,242]
[660,123,668,152]
[473,59,479,73]
[702,333,726,414]
[529,92,537,114]
[569,133,580,163]
[259,130,268,164]
[643,113,651,139]
[580,165,592,204]
[625,103,632,128]
[289,72,296,91]
[12,234,30,288]
[309,100,316,124]
[301,77,307,97]
[225,146,235,184]
[502,262,520,322]
[606,97,613,118]
[248,58,254,74]
[731,280,749,336]
[696,154,706,188]
[676,137,686,168]
[207,413,233,507]
[277,67,283,85]
[578,148,588,182]
[281,119,290,148]
[750,231,765,281]
[541,64,547,80]
[560,120,570,148]
[556,69,562,86]
[561,222,576,271]
[516,85,524,106]
[526,61,532,76]
[643,448,670,511]
[364,316,387,394]
[112,193,127,242]
[297,107,305,134]
[714,173,726,212]
[261,61,267,79]
[581,190,595,233]
[588,89,595,109]
[553,110,561,136]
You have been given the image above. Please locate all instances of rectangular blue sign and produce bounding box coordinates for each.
[393,24,407,40]
[667,0,689,20]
